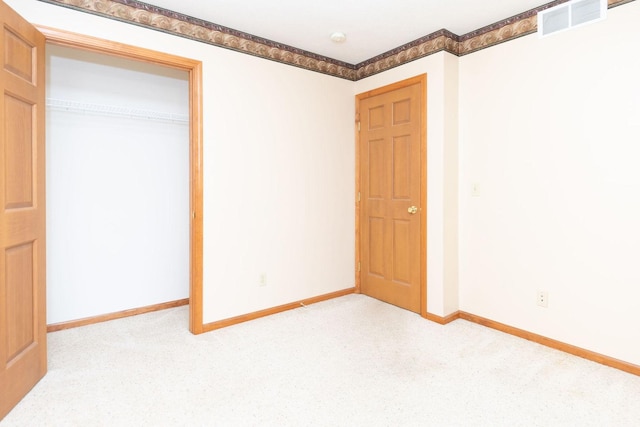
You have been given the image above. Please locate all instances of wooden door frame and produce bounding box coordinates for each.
[35,26,205,334]
[355,74,427,318]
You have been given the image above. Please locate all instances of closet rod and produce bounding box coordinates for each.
[46,98,189,124]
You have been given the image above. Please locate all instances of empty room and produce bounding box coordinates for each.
[1,0,639,424]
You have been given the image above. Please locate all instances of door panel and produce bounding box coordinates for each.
[392,219,411,284]
[4,94,34,208]
[358,77,424,313]
[0,0,46,420]
[392,98,411,125]
[368,138,385,198]
[392,135,411,199]
[5,242,35,361]
[368,217,385,277]
[3,26,35,84]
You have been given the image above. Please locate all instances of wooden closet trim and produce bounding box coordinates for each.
[37,26,205,334]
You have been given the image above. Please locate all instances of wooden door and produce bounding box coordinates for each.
[0,1,46,420]
[357,76,425,314]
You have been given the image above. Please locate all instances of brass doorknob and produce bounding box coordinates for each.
[408,206,418,214]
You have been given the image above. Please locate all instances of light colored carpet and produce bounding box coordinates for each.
[2,294,639,426]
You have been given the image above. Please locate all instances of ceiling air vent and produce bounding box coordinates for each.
[538,0,607,37]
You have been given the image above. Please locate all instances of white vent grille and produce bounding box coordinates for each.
[538,0,607,38]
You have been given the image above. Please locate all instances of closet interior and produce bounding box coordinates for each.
[46,44,190,324]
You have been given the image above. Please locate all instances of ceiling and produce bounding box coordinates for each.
[140,0,550,64]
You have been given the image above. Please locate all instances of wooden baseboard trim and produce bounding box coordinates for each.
[201,287,356,332]
[458,311,640,376]
[425,311,461,325]
[47,298,190,332]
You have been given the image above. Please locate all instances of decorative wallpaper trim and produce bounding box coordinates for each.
[355,30,460,80]
[355,0,633,79]
[356,29,459,69]
[609,0,636,7]
[37,0,358,80]
[38,0,635,81]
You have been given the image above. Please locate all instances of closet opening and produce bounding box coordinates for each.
[39,27,204,333]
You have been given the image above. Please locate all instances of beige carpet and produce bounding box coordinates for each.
[2,294,639,426]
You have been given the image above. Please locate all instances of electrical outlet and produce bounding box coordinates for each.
[472,182,481,197]
[259,273,267,287]
[537,291,548,308]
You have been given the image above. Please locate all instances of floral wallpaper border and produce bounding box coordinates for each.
[357,0,633,79]
[38,0,359,80]
[38,0,635,81]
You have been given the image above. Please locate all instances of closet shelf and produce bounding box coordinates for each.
[46,98,189,124]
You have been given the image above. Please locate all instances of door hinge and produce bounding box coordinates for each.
[357,121,361,132]
[192,211,196,219]
[358,261,361,272]
[357,192,361,202]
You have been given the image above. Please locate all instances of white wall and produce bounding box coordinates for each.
[9,0,356,324]
[459,2,640,365]
[354,52,460,317]
[202,51,355,321]
[46,45,189,324]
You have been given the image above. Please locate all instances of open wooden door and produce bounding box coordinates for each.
[0,1,46,420]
